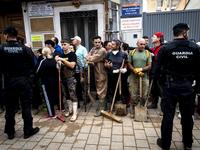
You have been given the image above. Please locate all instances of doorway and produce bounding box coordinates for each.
[60,10,98,51]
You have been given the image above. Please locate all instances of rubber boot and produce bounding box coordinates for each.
[94,98,106,117]
[147,94,158,109]
[0,102,4,114]
[70,102,78,122]
[65,100,73,117]
[130,106,135,119]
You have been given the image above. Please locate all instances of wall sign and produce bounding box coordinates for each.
[28,2,53,16]
[110,0,120,4]
[32,35,42,41]
[122,3,140,16]
[121,17,142,30]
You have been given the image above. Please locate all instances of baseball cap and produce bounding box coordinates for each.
[154,33,164,39]
[71,36,81,43]
[173,23,190,30]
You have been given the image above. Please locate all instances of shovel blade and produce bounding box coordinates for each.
[134,105,147,122]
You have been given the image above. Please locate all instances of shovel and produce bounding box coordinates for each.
[87,63,96,105]
[115,71,127,115]
[135,78,153,122]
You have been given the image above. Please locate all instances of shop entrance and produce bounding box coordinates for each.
[60,10,98,51]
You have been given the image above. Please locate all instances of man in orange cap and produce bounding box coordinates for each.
[148,32,164,109]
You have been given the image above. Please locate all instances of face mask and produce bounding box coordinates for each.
[112,50,118,55]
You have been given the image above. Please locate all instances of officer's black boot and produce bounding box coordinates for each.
[24,127,40,139]
[157,138,169,150]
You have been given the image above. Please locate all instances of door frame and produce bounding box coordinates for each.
[53,4,104,49]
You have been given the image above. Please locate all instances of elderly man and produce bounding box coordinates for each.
[84,36,107,116]
[71,36,89,103]
[127,38,152,119]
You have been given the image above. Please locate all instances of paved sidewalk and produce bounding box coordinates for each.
[1,100,200,150]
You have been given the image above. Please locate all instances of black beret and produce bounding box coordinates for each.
[173,23,190,30]
[3,26,18,35]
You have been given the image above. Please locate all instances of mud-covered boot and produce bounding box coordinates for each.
[65,100,73,117]
[130,106,135,119]
[0,102,4,114]
[147,95,158,109]
[94,98,106,117]
[70,102,78,122]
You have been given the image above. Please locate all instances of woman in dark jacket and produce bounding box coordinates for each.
[36,47,58,119]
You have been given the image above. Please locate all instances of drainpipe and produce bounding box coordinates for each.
[105,0,109,40]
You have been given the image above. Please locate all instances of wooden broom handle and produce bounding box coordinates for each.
[140,76,142,100]
[110,59,124,113]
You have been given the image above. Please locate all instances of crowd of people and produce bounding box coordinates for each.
[0,23,200,150]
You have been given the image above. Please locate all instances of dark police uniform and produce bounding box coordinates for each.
[152,24,200,150]
[0,40,35,137]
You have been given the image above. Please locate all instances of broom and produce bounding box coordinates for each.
[87,63,96,104]
[101,59,124,123]
[57,64,66,122]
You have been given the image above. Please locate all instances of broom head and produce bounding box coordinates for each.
[57,116,66,122]
[101,110,122,123]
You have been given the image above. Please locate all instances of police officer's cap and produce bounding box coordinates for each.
[3,26,18,35]
[173,23,190,30]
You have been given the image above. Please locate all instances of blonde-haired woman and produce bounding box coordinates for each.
[36,47,58,119]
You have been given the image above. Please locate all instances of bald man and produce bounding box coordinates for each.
[127,38,152,119]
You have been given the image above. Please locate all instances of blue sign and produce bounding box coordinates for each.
[122,4,140,16]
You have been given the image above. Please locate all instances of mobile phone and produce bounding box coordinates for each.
[107,58,112,63]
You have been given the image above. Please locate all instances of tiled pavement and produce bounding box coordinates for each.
[1,100,200,150]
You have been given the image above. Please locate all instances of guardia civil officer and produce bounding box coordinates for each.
[152,23,200,150]
[0,26,39,140]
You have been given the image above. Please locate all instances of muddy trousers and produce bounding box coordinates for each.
[61,79,78,102]
[129,75,149,107]
[107,74,126,104]
[160,80,194,149]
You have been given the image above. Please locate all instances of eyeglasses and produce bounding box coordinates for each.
[95,42,101,43]
[140,44,145,45]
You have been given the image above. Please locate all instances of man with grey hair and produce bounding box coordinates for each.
[127,38,152,119]
[71,36,89,103]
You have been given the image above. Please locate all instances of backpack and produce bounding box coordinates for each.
[131,49,150,66]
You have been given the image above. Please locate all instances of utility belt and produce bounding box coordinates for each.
[5,73,28,79]
[168,76,189,82]
[164,75,193,88]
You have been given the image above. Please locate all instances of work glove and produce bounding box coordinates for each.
[119,68,127,74]
[133,68,143,74]
[113,69,119,73]
[138,72,144,77]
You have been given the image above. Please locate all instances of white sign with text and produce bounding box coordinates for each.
[121,17,142,30]
[28,2,53,16]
